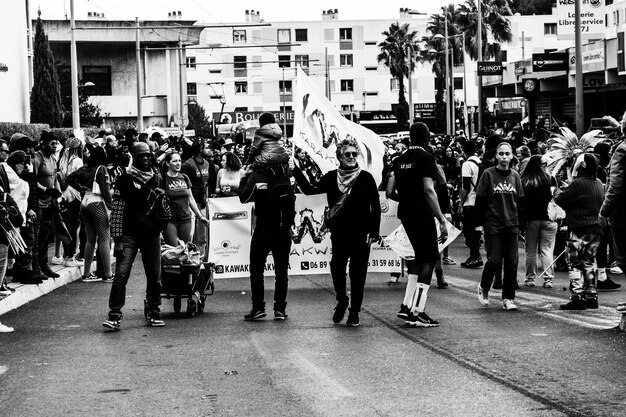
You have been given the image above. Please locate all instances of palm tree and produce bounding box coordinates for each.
[457,0,513,61]
[377,22,418,131]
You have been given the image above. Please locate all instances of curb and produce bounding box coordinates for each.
[0,264,83,316]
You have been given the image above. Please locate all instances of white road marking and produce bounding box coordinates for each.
[537,312,619,330]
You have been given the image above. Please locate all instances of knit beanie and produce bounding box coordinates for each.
[409,122,430,146]
[259,112,276,127]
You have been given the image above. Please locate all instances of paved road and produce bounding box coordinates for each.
[1,242,626,416]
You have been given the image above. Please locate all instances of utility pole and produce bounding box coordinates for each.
[574,0,584,137]
[463,35,469,138]
[521,30,525,60]
[477,0,483,133]
[178,37,185,135]
[282,67,287,136]
[135,17,143,132]
[407,46,413,126]
[450,38,455,135]
[444,10,451,136]
[70,0,80,129]
[325,47,331,100]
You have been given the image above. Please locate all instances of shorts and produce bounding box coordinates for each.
[401,215,439,262]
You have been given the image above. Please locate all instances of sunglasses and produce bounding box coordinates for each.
[342,152,358,158]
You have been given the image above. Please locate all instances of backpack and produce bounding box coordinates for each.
[144,187,172,232]
[266,174,295,228]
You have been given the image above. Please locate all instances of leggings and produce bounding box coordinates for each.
[81,202,111,278]
[163,220,192,246]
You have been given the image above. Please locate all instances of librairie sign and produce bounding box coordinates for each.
[477,61,503,76]
[556,0,605,40]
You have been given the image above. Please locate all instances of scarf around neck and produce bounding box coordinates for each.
[128,165,154,184]
[337,164,361,193]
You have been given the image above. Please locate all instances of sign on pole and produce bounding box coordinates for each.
[556,0,605,40]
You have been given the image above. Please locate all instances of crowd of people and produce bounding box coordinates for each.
[1,110,625,332]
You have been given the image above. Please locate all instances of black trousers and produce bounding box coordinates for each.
[462,206,481,259]
[330,232,371,313]
[249,228,292,312]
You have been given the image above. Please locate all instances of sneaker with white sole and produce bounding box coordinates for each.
[0,322,14,333]
[543,280,553,289]
[610,266,623,274]
[477,284,489,306]
[442,257,456,265]
[503,299,518,311]
[524,278,536,287]
[405,311,440,327]
[81,273,101,282]
[616,302,626,313]
[64,257,84,267]
[146,311,165,327]
[51,256,64,266]
[101,275,114,283]
[102,314,122,331]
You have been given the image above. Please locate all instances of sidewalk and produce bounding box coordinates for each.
[0,263,83,316]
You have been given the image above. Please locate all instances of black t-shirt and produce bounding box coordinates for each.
[392,147,437,221]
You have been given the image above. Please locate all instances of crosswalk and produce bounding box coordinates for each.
[447,274,622,330]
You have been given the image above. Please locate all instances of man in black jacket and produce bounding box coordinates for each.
[238,166,295,321]
[103,142,164,330]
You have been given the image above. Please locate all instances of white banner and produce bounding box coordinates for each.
[208,193,403,279]
[293,66,386,186]
[556,0,605,41]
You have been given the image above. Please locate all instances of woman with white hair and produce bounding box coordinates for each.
[292,138,381,327]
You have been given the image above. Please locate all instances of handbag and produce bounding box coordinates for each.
[323,181,355,229]
[91,166,102,195]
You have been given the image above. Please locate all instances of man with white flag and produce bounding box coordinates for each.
[293,67,385,186]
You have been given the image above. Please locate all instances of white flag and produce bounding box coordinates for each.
[293,67,385,186]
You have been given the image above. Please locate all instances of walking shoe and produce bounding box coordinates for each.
[609,265,623,275]
[274,310,288,320]
[64,257,84,267]
[405,311,439,327]
[40,266,60,279]
[461,257,483,269]
[492,279,503,290]
[560,297,586,310]
[597,278,621,291]
[51,256,64,266]
[11,270,43,285]
[524,278,536,287]
[101,275,115,283]
[616,302,626,313]
[0,284,12,296]
[584,297,599,309]
[346,311,360,327]
[102,315,122,331]
[543,280,553,289]
[477,285,489,306]
[502,299,518,311]
[333,303,348,324]
[244,309,266,321]
[387,275,400,284]
[442,256,456,265]
[146,311,165,327]
[81,273,101,282]
[0,322,14,333]
[397,304,411,319]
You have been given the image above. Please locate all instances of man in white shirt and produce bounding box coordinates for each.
[458,141,483,268]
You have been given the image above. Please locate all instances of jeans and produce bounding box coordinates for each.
[61,199,81,257]
[481,229,519,300]
[109,234,162,316]
[33,205,55,269]
[249,228,291,312]
[525,220,557,281]
[462,206,481,259]
[330,232,371,313]
[596,226,615,268]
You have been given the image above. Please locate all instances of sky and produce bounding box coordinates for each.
[33,0,462,23]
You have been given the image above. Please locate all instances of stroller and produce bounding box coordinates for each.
[159,240,215,318]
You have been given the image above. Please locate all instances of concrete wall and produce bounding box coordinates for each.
[0,1,30,123]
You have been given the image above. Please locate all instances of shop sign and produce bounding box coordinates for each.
[556,0,605,41]
[213,111,295,125]
[0,63,8,72]
[414,103,436,118]
[583,74,605,88]
[477,61,503,76]
[532,53,568,72]
[359,111,396,122]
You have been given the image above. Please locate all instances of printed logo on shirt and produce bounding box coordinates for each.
[493,181,516,193]
[398,163,415,170]
[168,178,188,190]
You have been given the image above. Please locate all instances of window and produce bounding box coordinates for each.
[339,28,352,40]
[340,54,353,67]
[390,78,399,91]
[295,55,309,67]
[453,77,463,90]
[278,55,291,68]
[185,56,196,69]
[279,80,293,94]
[277,29,291,43]
[364,41,377,46]
[295,29,308,42]
[280,105,292,113]
[234,107,248,111]
[233,30,247,43]
[235,81,248,94]
[340,79,354,92]
[82,66,111,95]
[234,56,247,69]
[209,69,222,74]
[544,23,557,35]
[341,104,354,112]
[187,82,197,95]
[365,66,377,71]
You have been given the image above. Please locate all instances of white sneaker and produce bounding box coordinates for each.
[610,266,623,274]
[477,284,489,306]
[64,257,84,267]
[51,256,64,266]
[0,322,14,333]
[524,279,536,287]
[503,299,518,311]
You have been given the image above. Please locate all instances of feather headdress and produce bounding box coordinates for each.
[544,127,603,176]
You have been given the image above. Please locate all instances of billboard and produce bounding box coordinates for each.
[556,0,605,41]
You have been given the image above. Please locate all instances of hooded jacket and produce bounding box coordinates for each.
[247,123,289,167]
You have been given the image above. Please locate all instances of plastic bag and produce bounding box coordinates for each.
[384,224,414,260]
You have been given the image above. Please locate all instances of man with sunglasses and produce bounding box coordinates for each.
[104,142,165,330]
